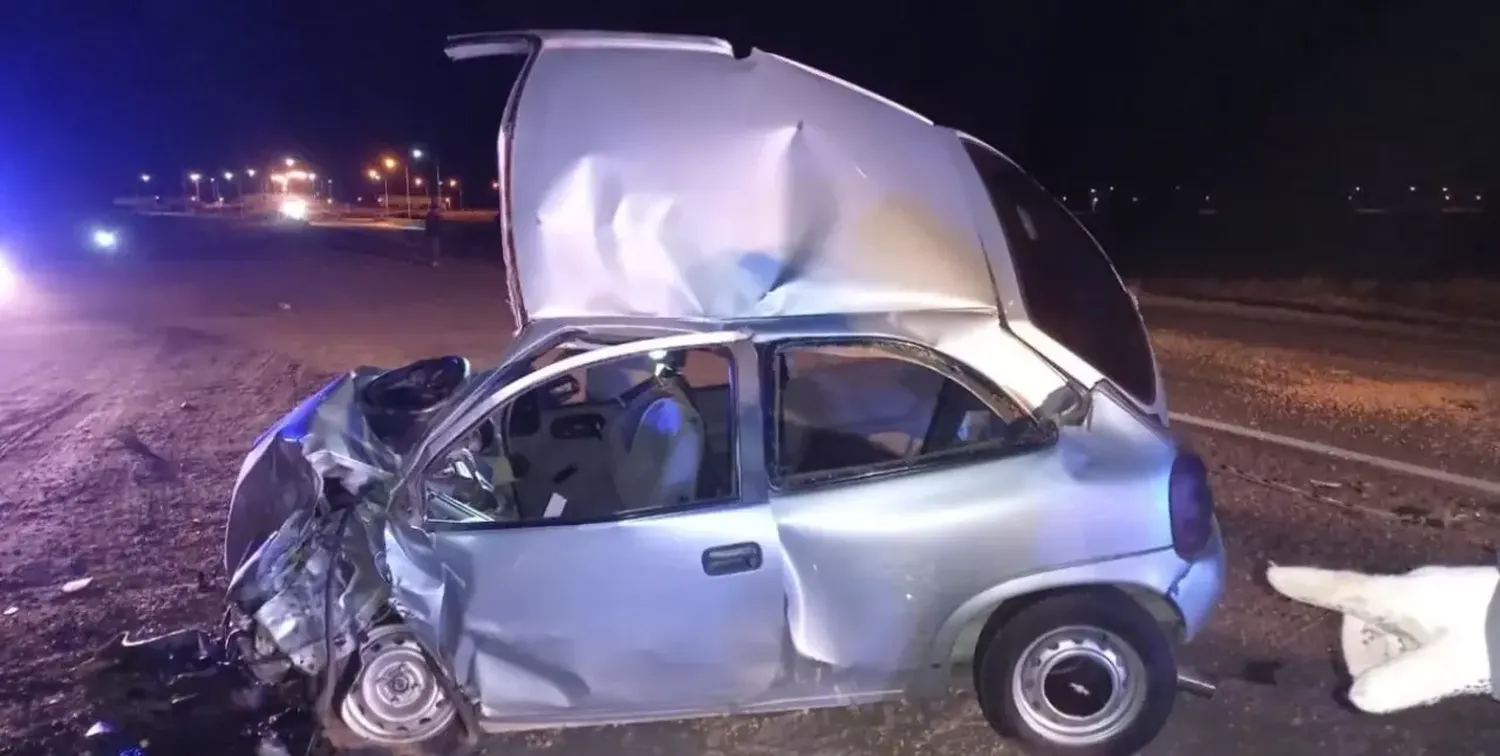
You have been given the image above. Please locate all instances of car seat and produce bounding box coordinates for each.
[604,382,705,513]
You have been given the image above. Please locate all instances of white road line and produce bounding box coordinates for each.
[1170,412,1500,499]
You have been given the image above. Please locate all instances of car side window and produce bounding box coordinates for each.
[771,341,1039,486]
[423,346,736,526]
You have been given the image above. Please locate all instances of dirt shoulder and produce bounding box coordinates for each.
[3,225,1499,754]
[1131,276,1500,328]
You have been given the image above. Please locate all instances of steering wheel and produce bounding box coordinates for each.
[361,356,471,452]
[362,356,470,413]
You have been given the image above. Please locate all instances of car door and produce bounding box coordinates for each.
[766,337,1067,691]
[394,331,787,723]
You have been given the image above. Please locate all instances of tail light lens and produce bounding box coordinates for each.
[1169,451,1216,559]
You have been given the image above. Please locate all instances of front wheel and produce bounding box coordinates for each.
[975,590,1178,756]
[320,626,471,756]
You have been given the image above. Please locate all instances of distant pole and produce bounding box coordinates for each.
[403,163,412,218]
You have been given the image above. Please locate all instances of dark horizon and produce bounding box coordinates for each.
[3,2,1499,223]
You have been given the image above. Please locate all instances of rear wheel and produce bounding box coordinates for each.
[975,590,1177,756]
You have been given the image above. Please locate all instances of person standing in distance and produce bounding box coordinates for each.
[424,202,443,267]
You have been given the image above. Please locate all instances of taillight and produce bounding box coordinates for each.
[1169,451,1215,559]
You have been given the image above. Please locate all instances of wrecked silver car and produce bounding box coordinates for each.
[92,29,1226,756]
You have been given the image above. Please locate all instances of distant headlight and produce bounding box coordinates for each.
[91,228,120,251]
[0,252,18,305]
[279,198,309,221]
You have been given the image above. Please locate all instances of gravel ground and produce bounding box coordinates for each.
[0,223,1497,754]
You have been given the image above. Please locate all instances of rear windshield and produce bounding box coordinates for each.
[962,142,1158,405]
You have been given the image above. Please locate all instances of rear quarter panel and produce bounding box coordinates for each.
[771,387,1177,689]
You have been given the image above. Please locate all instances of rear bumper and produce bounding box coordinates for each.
[1169,526,1226,641]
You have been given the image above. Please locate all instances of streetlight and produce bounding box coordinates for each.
[448,178,462,209]
[381,156,411,218]
[411,148,429,210]
[412,146,443,200]
[284,157,296,168]
[210,176,221,203]
[140,174,151,184]
[369,169,389,216]
[188,172,202,202]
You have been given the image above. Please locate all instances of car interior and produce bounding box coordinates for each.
[423,340,1044,524]
[425,346,736,524]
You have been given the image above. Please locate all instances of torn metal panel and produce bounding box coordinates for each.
[500,38,996,321]
[223,361,481,679]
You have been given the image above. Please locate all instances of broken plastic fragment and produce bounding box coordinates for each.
[2,606,16,616]
[84,720,117,738]
[62,577,94,593]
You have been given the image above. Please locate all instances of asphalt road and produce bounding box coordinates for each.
[0,220,1497,755]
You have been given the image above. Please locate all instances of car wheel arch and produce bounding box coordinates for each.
[915,579,1187,697]
[967,583,1186,665]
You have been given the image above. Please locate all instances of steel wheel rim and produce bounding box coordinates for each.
[1009,625,1148,745]
[341,630,455,745]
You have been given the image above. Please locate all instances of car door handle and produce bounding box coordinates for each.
[702,542,762,576]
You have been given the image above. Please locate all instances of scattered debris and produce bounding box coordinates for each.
[62,577,94,594]
[1392,505,1445,528]
[2,606,16,616]
[179,401,196,411]
[1217,464,1481,530]
[76,629,321,755]
[114,427,168,464]
[113,426,178,482]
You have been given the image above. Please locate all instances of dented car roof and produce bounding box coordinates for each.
[447,30,1010,324]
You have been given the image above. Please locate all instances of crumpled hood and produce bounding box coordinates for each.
[222,365,439,574]
[221,362,487,679]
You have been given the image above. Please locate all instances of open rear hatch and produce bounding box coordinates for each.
[447,30,1166,422]
[444,30,1002,326]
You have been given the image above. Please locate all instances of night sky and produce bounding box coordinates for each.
[2,1,1496,220]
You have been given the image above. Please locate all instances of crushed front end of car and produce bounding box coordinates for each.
[79,358,483,756]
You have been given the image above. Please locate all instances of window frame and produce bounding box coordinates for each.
[960,138,1160,406]
[410,331,748,533]
[761,336,1056,493]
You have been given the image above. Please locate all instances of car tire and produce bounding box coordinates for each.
[319,709,469,756]
[975,590,1177,756]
